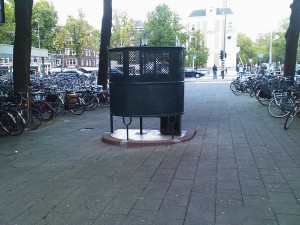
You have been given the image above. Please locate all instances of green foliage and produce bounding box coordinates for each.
[32,0,58,51]
[64,11,93,60]
[0,0,15,44]
[186,29,209,68]
[52,25,68,53]
[110,10,135,47]
[237,33,256,65]
[144,4,184,46]
[237,17,300,67]
[89,28,101,52]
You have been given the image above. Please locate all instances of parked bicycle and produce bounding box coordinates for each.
[45,90,86,116]
[283,88,300,129]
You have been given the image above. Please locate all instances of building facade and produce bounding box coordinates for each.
[52,47,99,71]
[187,7,237,69]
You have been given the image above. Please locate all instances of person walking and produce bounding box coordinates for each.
[213,64,217,79]
[238,64,244,79]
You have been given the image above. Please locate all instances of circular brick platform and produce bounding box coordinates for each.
[102,129,196,147]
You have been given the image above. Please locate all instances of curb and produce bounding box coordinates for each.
[102,129,196,147]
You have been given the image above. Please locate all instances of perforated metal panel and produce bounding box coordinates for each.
[109,46,184,78]
[108,46,185,117]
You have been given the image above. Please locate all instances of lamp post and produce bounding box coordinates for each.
[269,31,272,71]
[223,0,227,60]
[34,20,41,48]
[269,32,280,72]
[220,0,227,79]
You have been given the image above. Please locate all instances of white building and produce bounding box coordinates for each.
[187,6,237,69]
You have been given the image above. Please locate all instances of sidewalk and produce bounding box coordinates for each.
[1,81,300,225]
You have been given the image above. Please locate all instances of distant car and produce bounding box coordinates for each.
[110,68,123,75]
[62,69,84,77]
[196,68,207,76]
[183,67,204,78]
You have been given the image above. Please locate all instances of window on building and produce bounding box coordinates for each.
[227,22,233,30]
[65,48,70,56]
[66,58,76,66]
[65,48,76,56]
[66,39,72,45]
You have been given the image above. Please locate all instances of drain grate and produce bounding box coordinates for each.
[78,128,95,132]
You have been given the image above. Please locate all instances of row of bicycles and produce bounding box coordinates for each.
[0,84,110,137]
[230,74,300,130]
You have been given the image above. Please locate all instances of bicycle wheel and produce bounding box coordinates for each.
[6,109,25,136]
[0,110,13,137]
[50,100,63,115]
[230,81,242,96]
[23,108,42,130]
[34,101,54,122]
[284,109,297,130]
[256,90,271,106]
[268,97,292,118]
[69,97,85,115]
[83,95,98,111]
[230,82,236,92]
[246,84,253,95]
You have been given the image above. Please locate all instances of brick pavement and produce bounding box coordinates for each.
[1,79,300,225]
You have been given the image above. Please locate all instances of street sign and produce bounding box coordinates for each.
[190,55,196,60]
[258,53,263,59]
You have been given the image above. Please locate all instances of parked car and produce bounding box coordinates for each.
[183,67,204,78]
[196,68,207,76]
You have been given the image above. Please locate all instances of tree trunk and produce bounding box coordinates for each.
[284,0,300,79]
[97,0,112,89]
[13,0,33,95]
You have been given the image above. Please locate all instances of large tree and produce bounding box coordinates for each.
[237,33,256,65]
[64,12,93,68]
[110,9,134,47]
[32,0,58,51]
[186,29,209,68]
[13,0,33,94]
[0,0,15,44]
[144,4,185,46]
[98,0,112,89]
[284,0,300,78]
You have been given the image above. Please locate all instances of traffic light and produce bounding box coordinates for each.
[220,50,224,60]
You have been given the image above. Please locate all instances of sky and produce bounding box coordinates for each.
[47,0,293,40]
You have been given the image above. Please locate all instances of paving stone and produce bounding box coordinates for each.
[122,209,157,225]
[276,214,300,225]
[92,214,125,225]
[1,82,300,225]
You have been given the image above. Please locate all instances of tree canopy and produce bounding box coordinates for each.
[186,29,209,68]
[0,0,15,44]
[32,0,57,51]
[110,10,135,47]
[143,4,185,46]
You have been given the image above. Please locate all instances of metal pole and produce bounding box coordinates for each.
[221,0,227,78]
[36,20,40,48]
[223,0,227,57]
[269,31,272,71]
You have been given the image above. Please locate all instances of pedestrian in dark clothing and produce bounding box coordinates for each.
[213,64,217,79]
